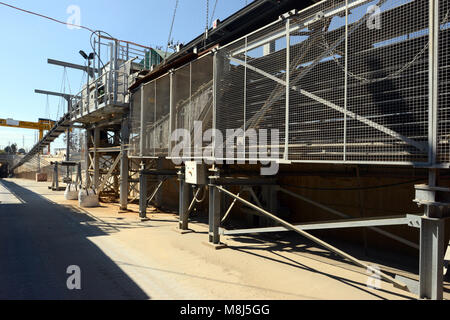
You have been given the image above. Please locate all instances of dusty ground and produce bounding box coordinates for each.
[1,178,449,300]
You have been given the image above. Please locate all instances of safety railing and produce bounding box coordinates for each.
[70,69,130,121]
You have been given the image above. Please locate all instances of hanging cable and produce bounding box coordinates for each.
[45,95,50,120]
[165,0,180,60]
[0,1,95,32]
[209,0,219,27]
[56,67,68,120]
[206,0,210,31]
[0,2,152,53]
[64,67,72,95]
[78,63,87,94]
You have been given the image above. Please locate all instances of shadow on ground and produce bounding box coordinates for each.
[0,179,149,300]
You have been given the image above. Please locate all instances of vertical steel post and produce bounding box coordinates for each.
[178,169,190,230]
[139,161,148,220]
[109,43,114,105]
[343,0,349,162]
[93,127,100,190]
[419,0,444,300]
[66,99,71,180]
[428,0,439,166]
[169,71,174,155]
[284,18,290,161]
[85,129,91,188]
[94,37,98,77]
[66,127,71,179]
[140,87,145,158]
[213,50,224,159]
[212,53,217,158]
[209,184,221,244]
[54,162,59,190]
[154,81,157,157]
[155,159,164,207]
[420,217,445,300]
[95,74,99,110]
[120,116,130,211]
[114,41,119,104]
[97,34,101,77]
[244,37,247,147]
[86,61,90,114]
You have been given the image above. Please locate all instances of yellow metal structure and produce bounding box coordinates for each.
[0,118,56,141]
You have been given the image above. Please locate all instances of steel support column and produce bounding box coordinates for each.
[209,185,221,244]
[178,168,190,231]
[139,162,148,220]
[155,159,164,207]
[417,0,445,300]
[53,162,59,191]
[419,217,445,300]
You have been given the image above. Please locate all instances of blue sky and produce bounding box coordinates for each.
[0,0,249,151]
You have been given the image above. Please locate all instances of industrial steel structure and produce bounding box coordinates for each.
[12,0,450,300]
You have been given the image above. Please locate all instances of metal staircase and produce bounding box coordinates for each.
[10,112,72,173]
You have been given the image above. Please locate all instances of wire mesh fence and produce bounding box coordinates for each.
[438,0,450,163]
[129,55,213,159]
[215,0,447,165]
[129,0,449,166]
[129,90,141,158]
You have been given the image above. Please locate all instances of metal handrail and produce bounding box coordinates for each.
[70,69,130,119]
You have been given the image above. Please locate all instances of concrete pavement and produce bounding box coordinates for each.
[0,179,149,300]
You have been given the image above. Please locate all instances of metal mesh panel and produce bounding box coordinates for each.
[172,55,213,159]
[173,63,191,134]
[216,0,433,165]
[154,74,171,156]
[246,20,287,161]
[142,81,156,157]
[128,89,141,157]
[191,56,214,158]
[438,0,450,163]
[216,38,247,161]
[289,1,346,161]
[217,20,287,162]
[345,0,429,163]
